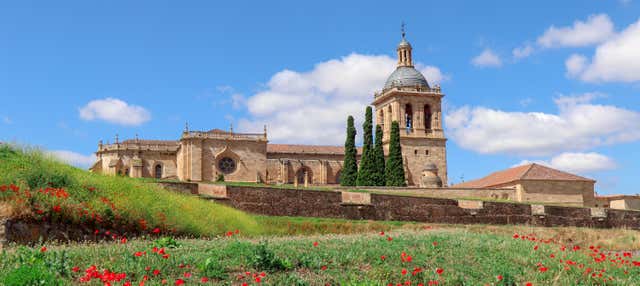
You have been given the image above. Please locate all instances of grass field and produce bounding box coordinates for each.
[2,224,640,285]
[2,144,640,285]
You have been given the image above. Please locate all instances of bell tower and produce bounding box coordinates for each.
[372,26,447,186]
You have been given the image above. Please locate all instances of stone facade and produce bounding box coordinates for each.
[91,34,446,187]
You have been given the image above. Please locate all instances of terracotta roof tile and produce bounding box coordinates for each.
[267,144,362,155]
[452,163,594,188]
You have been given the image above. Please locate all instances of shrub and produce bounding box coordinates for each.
[341,116,358,186]
[152,236,181,249]
[251,241,291,271]
[198,256,227,280]
[1,264,62,286]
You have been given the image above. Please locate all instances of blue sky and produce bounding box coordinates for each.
[1,1,640,194]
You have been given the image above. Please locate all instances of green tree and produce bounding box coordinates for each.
[385,121,406,186]
[356,106,376,186]
[341,116,358,186]
[372,124,386,186]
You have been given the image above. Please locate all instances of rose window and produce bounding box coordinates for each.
[217,157,236,174]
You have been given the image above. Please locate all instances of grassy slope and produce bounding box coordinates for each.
[0,145,261,236]
[2,226,639,285]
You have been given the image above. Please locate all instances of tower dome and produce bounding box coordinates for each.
[383,26,429,90]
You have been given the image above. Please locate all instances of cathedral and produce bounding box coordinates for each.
[90,33,448,187]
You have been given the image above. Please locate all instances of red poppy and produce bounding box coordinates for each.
[313,241,319,247]
[436,268,444,275]
[539,267,548,272]
[201,277,209,283]
[153,228,161,234]
[175,279,185,286]
[321,265,327,271]
[497,275,503,281]
[153,270,161,276]
[381,255,386,260]
[526,283,533,286]
[72,266,80,272]
[40,246,47,252]
[401,268,407,276]
[52,205,61,212]
[387,236,393,241]
[184,272,192,278]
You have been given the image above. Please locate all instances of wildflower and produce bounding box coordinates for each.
[153,270,161,276]
[72,266,80,272]
[201,277,209,283]
[533,245,539,251]
[175,279,185,286]
[313,241,319,247]
[120,237,127,244]
[52,205,61,212]
[432,241,438,247]
[40,246,47,252]
[387,236,393,241]
[380,231,385,235]
[436,268,444,275]
[183,272,192,278]
[153,228,161,234]
[401,268,408,275]
[497,275,503,281]
[134,251,146,257]
[255,276,261,283]
[539,267,548,272]
[321,265,327,271]
[525,283,533,286]
[380,255,386,261]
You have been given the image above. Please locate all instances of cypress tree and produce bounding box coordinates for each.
[372,124,386,186]
[385,121,406,186]
[341,116,358,186]
[356,106,376,186]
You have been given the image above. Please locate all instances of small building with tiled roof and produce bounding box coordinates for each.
[452,163,596,207]
[595,194,640,210]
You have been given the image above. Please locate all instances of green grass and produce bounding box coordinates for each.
[2,227,639,285]
[0,144,261,237]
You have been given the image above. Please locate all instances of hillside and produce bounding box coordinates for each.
[0,144,261,237]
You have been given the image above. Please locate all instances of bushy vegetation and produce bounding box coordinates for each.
[356,106,376,186]
[385,121,406,186]
[0,144,261,237]
[341,116,358,186]
[372,124,386,186]
[2,226,639,285]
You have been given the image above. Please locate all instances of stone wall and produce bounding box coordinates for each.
[339,186,516,201]
[519,180,596,207]
[209,185,640,229]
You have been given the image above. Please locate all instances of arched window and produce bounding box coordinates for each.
[296,167,313,185]
[405,104,413,133]
[424,104,432,130]
[154,164,163,179]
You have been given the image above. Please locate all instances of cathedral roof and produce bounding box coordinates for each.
[383,66,430,90]
[267,144,362,155]
[451,163,595,188]
[121,139,178,145]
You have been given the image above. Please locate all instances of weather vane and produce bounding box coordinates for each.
[401,21,406,39]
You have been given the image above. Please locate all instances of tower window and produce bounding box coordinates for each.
[425,150,429,156]
[414,149,418,155]
[424,104,432,130]
[405,104,413,133]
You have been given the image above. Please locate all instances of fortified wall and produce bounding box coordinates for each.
[161,183,640,230]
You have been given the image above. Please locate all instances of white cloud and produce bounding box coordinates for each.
[48,150,96,168]
[537,14,614,48]
[516,152,616,174]
[565,54,588,77]
[569,18,640,82]
[471,49,502,68]
[512,44,535,59]
[79,98,151,126]
[238,53,446,145]
[445,93,640,156]
[231,93,246,109]
[2,116,11,125]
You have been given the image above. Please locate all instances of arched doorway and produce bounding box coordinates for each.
[154,164,163,179]
[295,167,313,185]
[335,170,342,184]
